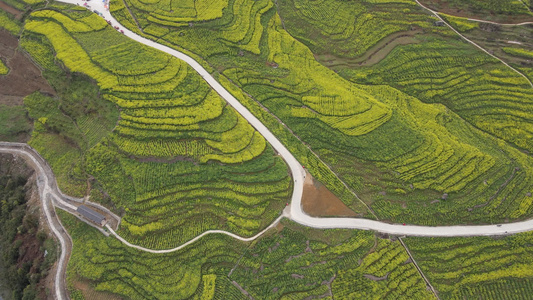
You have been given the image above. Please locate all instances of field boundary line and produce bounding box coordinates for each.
[105,213,286,254]
[415,0,533,88]
[398,237,440,300]
[464,18,533,26]
[222,75,379,220]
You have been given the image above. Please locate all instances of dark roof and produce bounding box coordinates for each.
[77,205,106,225]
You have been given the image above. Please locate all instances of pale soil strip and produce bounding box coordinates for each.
[398,237,440,300]
[465,18,533,26]
[223,76,378,219]
[415,0,533,88]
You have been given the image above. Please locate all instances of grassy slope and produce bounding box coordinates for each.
[405,232,533,300]
[60,209,434,299]
[435,13,533,94]
[277,0,533,224]
[112,0,533,225]
[22,4,291,249]
[418,0,533,22]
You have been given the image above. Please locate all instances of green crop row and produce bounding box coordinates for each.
[23,6,291,248]
[405,232,533,299]
[0,8,21,35]
[61,208,438,300]
[112,0,533,225]
[278,0,442,59]
[439,14,479,32]
[332,238,435,299]
[503,47,533,60]
[345,38,533,153]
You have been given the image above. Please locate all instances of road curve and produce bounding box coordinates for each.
[0,143,123,300]
[13,0,533,239]
[106,212,288,254]
[43,0,533,238]
[2,3,531,299]
[0,143,70,300]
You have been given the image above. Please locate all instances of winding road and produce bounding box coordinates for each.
[2,0,533,298]
[54,0,533,238]
[0,143,121,300]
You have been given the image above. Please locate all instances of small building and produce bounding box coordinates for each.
[434,21,445,26]
[77,205,106,226]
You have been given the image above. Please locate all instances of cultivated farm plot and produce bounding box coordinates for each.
[405,232,533,300]
[3,0,533,299]
[418,0,533,23]
[61,210,434,300]
[22,6,291,249]
[115,0,533,225]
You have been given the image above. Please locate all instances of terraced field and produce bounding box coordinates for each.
[278,0,440,60]
[419,0,533,22]
[1,0,533,298]
[21,5,292,249]
[113,0,533,225]
[434,14,533,85]
[60,210,435,299]
[0,8,21,35]
[405,232,533,299]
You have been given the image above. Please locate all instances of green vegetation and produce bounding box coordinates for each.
[0,158,57,300]
[278,0,444,59]
[332,238,434,299]
[0,105,32,141]
[61,208,433,299]
[0,9,21,35]
[503,47,533,59]
[0,59,8,75]
[440,14,479,32]
[112,0,533,225]
[22,6,291,248]
[434,10,533,84]
[405,232,533,299]
[6,1,533,299]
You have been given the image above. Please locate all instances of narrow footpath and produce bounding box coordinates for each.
[3,1,533,298]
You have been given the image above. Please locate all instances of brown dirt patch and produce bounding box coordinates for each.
[0,30,55,106]
[302,171,357,217]
[73,275,123,300]
[0,1,23,20]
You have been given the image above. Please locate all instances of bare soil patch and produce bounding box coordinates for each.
[364,272,389,281]
[302,171,357,217]
[0,1,23,19]
[73,275,123,300]
[0,30,55,106]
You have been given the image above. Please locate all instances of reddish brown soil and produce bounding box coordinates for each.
[0,1,23,19]
[74,276,123,300]
[418,0,533,23]
[0,30,55,106]
[302,171,357,217]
